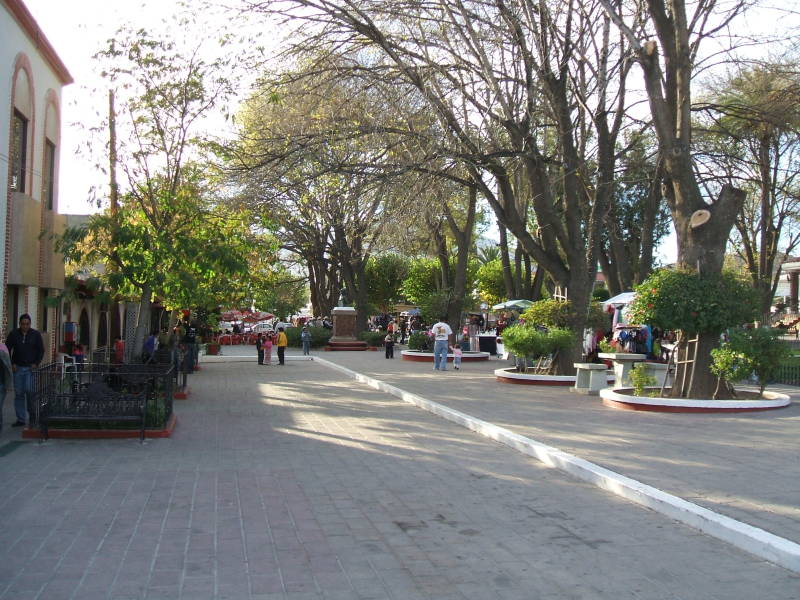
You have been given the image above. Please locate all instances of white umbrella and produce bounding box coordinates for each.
[602,291,636,308]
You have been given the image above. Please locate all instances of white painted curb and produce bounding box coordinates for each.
[315,356,800,574]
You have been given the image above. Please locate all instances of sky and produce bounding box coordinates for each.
[19,0,800,268]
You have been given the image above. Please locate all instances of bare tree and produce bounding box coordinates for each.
[247,0,635,372]
[695,60,800,319]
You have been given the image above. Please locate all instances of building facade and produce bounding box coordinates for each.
[2,0,71,358]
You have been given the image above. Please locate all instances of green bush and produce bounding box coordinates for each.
[360,330,389,347]
[628,269,758,334]
[284,326,331,348]
[502,325,574,359]
[520,299,608,330]
[630,364,657,397]
[408,331,434,352]
[711,327,792,395]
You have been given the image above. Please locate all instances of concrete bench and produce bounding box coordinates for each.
[571,362,608,395]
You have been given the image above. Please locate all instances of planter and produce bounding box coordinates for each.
[495,367,614,386]
[600,387,791,413]
[205,343,220,356]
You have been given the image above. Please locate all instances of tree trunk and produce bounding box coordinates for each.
[132,284,152,364]
[497,221,515,299]
[531,266,546,301]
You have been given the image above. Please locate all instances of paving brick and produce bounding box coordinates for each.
[1,352,799,600]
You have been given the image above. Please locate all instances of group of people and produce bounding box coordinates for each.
[255,327,292,365]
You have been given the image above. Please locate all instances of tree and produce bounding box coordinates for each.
[58,176,258,341]
[249,0,637,373]
[476,259,506,307]
[599,0,753,396]
[696,61,800,318]
[227,62,417,332]
[600,133,671,295]
[365,254,410,313]
[82,24,237,355]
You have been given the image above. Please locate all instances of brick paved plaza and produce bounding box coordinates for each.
[0,349,798,599]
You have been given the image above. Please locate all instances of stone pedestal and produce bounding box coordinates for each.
[331,307,357,341]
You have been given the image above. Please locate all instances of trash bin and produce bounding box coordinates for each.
[478,335,497,355]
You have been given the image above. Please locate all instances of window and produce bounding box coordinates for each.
[44,140,56,209]
[11,111,28,193]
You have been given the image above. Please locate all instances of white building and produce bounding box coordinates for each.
[2,0,71,356]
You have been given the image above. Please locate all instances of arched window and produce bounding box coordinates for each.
[11,55,34,194]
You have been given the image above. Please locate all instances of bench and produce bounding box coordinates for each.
[571,362,609,395]
[39,381,148,442]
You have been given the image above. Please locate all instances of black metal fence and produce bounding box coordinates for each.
[772,363,800,387]
[30,361,174,431]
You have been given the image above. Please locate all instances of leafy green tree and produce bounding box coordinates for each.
[476,259,506,307]
[402,256,479,322]
[365,254,410,313]
[73,24,239,354]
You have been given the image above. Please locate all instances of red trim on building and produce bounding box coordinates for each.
[2,0,73,84]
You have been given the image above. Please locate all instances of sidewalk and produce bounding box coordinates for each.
[316,350,800,547]
[0,351,795,599]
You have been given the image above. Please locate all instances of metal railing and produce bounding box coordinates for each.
[772,363,800,387]
[31,361,174,430]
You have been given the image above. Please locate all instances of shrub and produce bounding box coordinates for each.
[502,325,574,359]
[284,326,331,348]
[629,364,657,397]
[628,269,758,335]
[711,327,792,395]
[521,299,608,330]
[360,330,389,347]
[408,331,434,352]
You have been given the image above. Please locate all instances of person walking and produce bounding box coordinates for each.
[384,332,395,359]
[431,317,453,371]
[300,327,312,356]
[256,333,265,365]
[5,314,45,427]
[0,337,13,432]
[449,343,463,370]
[276,327,288,365]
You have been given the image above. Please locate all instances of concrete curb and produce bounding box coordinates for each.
[315,356,800,574]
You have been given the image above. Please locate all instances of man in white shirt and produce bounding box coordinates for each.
[431,318,453,371]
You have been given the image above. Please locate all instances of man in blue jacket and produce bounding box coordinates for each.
[5,314,45,427]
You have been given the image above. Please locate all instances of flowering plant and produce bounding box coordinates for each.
[628,269,757,334]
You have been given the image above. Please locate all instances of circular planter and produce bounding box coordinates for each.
[600,387,792,413]
[401,350,490,362]
[495,367,615,386]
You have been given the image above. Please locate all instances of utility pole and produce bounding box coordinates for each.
[109,89,118,215]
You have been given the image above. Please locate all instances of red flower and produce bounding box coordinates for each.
[690,311,698,317]
[651,288,657,294]
[647,303,654,309]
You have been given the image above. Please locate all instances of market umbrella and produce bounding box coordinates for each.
[492,299,534,311]
[221,309,244,321]
[243,311,274,322]
[602,291,636,308]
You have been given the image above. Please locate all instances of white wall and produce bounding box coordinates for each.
[1,0,67,330]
